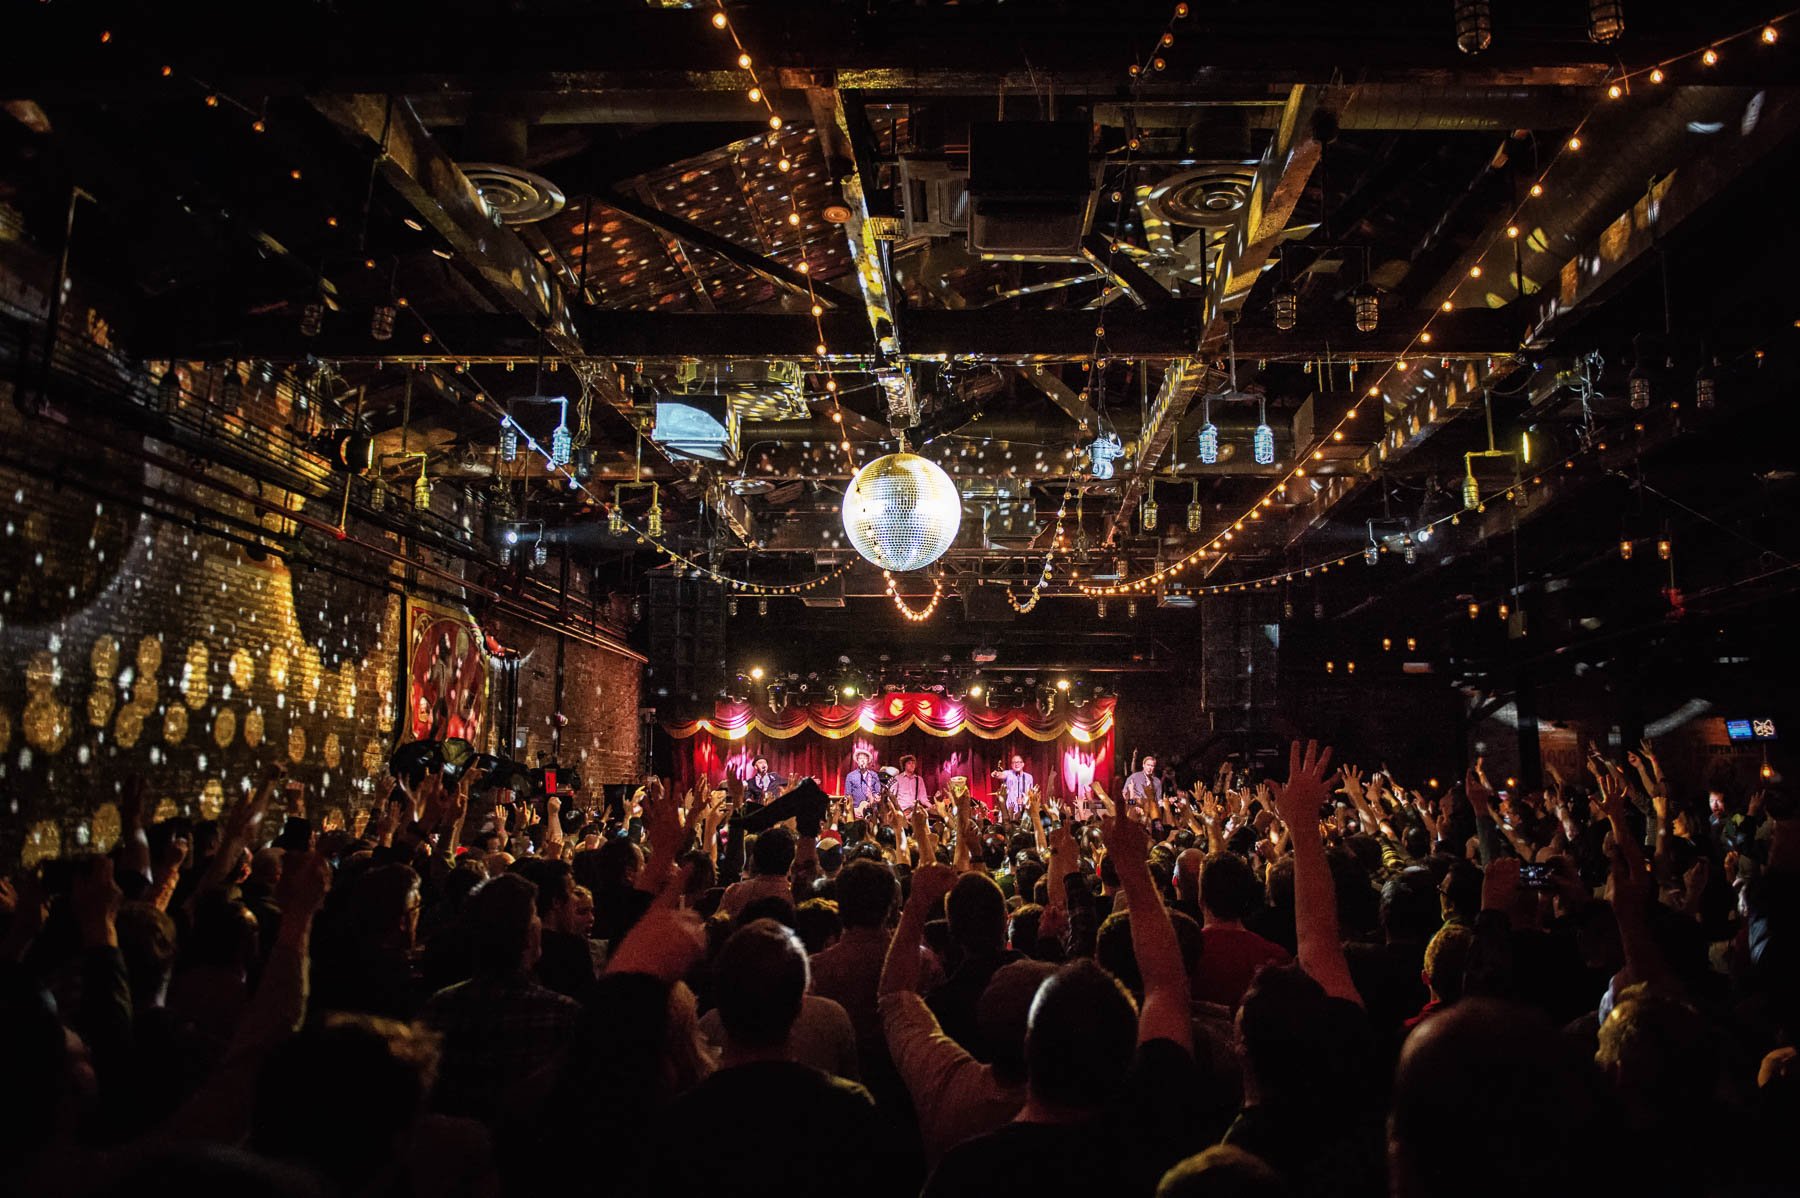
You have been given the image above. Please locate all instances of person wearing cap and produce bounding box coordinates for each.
[744,755,785,805]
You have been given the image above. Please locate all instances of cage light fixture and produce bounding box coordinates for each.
[1272,285,1299,331]
[1588,0,1625,44]
[1628,363,1653,411]
[370,304,396,341]
[1141,488,1159,532]
[1453,0,1493,54]
[1694,360,1718,410]
[1253,398,1275,465]
[533,541,549,567]
[500,416,518,462]
[1349,284,1380,333]
[1186,481,1202,532]
[299,302,324,338]
[1620,537,1634,560]
[1196,400,1219,465]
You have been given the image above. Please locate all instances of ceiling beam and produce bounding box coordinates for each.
[810,86,918,428]
[307,94,681,484]
[142,304,1519,363]
[311,94,583,351]
[1018,364,1102,432]
[1081,234,1176,308]
[1104,84,1323,545]
[598,191,859,310]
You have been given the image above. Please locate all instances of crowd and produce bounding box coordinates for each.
[3,736,1797,1198]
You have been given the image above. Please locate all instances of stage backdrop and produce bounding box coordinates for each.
[664,693,1115,808]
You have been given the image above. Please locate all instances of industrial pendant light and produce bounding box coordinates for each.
[1453,0,1493,53]
[1196,395,1219,465]
[1588,0,1625,44]
[1253,396,1275,466]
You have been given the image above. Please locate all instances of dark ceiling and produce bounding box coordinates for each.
[3,0,1798,709]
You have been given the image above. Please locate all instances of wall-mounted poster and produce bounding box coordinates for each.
[405,596,490,748]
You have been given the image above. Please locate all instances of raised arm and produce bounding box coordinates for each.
[1100,812,1191,1049]
[1270,741,1361,1006]
[880,863,956,998]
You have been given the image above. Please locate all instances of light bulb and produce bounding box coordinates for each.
[1197,421,1219,465]
[1657,537,1671,560]
[1620,538,1634,560]
[1253,422,1275,466]
[1468,602,1480,620]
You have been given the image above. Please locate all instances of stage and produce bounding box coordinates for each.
[664,692,1116,810]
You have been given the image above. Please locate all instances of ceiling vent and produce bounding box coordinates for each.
[461,163,567,225]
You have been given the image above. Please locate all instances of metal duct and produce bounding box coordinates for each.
[1456,86,1760,307]
[1103,85,1591,132]
[413,91,814,127]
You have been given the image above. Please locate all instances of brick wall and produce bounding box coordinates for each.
[0,357,641,868]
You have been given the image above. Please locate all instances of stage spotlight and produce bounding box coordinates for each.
[968,682,984,698]
[749,666,765,681]
[1055,678,1071,691]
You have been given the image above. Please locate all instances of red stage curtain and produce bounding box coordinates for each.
[666,694,1115,809]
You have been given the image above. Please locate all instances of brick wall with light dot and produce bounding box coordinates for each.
[0,377,641,868]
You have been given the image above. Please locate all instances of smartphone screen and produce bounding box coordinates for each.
[544,769,558,795]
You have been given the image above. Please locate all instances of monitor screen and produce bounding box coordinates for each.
[1726,719,1754,741]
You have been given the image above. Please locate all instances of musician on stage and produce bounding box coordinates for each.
[744,754,784,805]
[1122,753,1163,809]
[888,753,930,812]
[844,748,883,815]
[991,753,1034,816]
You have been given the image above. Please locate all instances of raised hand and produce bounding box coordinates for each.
[607,863,706,982]
[1338,765,1365,804]
[1100,806,1150,867]
[1271,739,1336,828]
[909,862,959,914]
[275,850,332,922]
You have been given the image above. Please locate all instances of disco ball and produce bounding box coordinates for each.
[841,452,962,572]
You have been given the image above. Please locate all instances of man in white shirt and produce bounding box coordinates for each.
[993,754,1033,816]
[889,754,930,812]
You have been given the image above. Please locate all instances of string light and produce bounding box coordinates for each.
[887,577,944,623]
